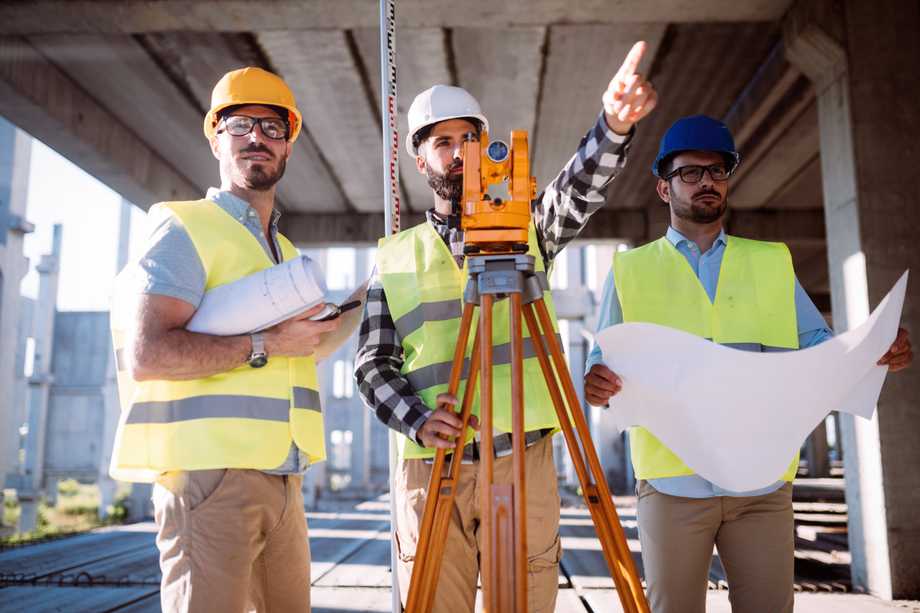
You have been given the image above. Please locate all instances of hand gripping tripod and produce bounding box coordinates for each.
[403,249,650,612]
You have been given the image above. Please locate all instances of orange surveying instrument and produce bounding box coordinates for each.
[403,130,650,612]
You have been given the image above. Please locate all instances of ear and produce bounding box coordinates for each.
[209,135,221,161]
[284,140,293,160]
[656,178,671,204]
[415,152,427,175]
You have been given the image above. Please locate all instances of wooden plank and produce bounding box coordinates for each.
[307,512,389,584]
[0,531,153,581]
[311,587,391,613]
[532,24,665,192]
[352,27,451,213]
[0,586,158,613]
[67,544,161,585]
[313,532,391,588]
[259,30,382,213]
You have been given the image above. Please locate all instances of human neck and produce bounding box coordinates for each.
[670,215,723,254]
[222,181,276,235]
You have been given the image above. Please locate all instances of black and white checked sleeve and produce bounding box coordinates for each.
[354,268,432,444]
[534,112,633,264]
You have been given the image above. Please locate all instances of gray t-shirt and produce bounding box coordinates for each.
[127,187,308,474]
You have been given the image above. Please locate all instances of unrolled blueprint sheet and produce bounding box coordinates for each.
[596,271,908,491]
[187,255,327,335]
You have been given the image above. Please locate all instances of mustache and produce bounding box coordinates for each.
[692,189,721,200]
[240,144,275,158]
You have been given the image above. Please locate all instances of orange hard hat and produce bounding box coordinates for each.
[203,67,302,142]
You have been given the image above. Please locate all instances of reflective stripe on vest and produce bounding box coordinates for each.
[377,221,562,459]
[109,199,326,483]
[613,235,800,482]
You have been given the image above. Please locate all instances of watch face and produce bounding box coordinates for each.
[249,354,268,368]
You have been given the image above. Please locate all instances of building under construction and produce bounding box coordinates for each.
[0,1,918,611]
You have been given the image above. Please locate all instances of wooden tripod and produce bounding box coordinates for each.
[403,252,649,613]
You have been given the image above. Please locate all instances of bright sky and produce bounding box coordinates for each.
[20,138,147,311]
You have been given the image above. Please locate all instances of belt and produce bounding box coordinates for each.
[423,428,554,464]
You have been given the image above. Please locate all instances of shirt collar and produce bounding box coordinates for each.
[665,226,727,251]
[426,208,460,231]
[205,187,281,228]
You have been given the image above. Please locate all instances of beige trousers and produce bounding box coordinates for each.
[153,469,310,613]
[636,480,795,613]
[394,436,562,613]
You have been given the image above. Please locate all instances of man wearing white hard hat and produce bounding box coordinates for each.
[356,43,658,611]
[109,67,358,612]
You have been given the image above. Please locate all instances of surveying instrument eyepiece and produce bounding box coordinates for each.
[404,129,649,613]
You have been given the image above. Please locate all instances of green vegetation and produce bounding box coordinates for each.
[0,480,131,546]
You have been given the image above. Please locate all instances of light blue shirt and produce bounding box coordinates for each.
[586,227,834,498]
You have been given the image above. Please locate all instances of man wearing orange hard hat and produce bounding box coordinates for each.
[109,67,349,612]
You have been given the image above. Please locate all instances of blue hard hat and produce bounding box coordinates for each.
[652,115,740,177]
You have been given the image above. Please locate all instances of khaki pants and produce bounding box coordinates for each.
[636,480,794,613]
[153,469,310,613]
[394,436,562,613]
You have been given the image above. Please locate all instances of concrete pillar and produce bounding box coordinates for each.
[0,118,32,512]
[785,0,920,599]
[804,421,830,478]
[18,225,61,532]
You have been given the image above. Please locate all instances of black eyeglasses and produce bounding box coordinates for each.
[218,115,290,141]
[664,164,732,184]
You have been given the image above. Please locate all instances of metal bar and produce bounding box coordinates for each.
[378,1,401,611]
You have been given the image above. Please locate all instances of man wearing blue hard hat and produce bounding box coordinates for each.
[582,115,913,613]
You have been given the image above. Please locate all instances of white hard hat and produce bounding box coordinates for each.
[405,85,489,156]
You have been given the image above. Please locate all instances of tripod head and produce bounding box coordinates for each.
[460,130,537,255]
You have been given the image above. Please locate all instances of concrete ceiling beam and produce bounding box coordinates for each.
[531,23,666,192]
[259,30,384,213]
[352,27,452,212]
[0,1,795,34]
[26,33,216,195]
[0,35,197,208]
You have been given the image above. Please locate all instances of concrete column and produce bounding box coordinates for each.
[0,118,32,504]
[804,420,830,478]
[18,225,61,532]
[785,0,920,599]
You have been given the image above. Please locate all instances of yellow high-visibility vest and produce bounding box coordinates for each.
[613,235,800,482]
[109,199,325,483]
[376,222,562,459]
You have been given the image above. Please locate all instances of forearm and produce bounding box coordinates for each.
[354,281,432,442]
[131,328,250,381]
[535,113,632,262]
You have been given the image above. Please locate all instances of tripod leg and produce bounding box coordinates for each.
[509,292,527,612]
[522,300,649,613]
[405,302,479,612]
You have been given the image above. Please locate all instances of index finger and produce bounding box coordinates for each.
[617,41,646,79]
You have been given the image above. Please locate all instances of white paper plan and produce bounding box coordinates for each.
[186,255,328,335]
[596,271,908,492]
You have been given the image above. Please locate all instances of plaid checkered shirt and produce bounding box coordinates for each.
[354,112,633,456]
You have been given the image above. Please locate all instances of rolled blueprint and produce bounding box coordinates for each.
[187,255,328,335]
[597,271,909,491]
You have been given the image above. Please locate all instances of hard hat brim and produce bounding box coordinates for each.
[204,101,303,143]
[405,112,490,157]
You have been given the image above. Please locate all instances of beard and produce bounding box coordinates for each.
[241,156,286,191]
[426,163,463,208]
[672,190,727,224]
[234,144,287,191]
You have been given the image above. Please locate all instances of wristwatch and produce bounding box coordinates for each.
[248,333,268,368]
